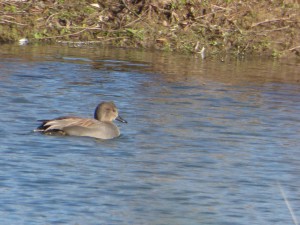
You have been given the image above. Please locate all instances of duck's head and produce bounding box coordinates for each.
[94,101,127,123]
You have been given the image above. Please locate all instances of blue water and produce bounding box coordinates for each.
[0,45,300,225]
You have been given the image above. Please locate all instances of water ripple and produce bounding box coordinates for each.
[0,45,299,225]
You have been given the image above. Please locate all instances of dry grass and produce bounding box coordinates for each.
[0,0,299,58]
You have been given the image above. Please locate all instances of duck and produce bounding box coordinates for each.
[35,101,127,139]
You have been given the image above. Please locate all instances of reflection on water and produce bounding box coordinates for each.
[0,44,300,225]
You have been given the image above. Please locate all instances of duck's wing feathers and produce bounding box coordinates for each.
[42,117,98,132]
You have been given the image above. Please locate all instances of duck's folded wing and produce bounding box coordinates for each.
[44,118,97,131]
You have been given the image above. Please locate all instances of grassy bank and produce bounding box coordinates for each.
[1,0,299,58]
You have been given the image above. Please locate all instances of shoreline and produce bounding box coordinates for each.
[1,0,299,58]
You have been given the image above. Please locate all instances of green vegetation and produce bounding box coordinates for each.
[0,0,299,58]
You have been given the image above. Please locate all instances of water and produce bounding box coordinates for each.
[0,44,299,225]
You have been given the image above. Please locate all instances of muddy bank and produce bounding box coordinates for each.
[1,0,299,58]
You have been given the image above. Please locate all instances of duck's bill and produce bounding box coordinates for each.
[116,116,127,123]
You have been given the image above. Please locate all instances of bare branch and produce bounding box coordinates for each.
[251,17,293,27]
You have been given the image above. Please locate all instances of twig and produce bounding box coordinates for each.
[123,7,151,28]
[251,17,292,27]
[278,182,299,225]
[45,13,59,25]
[119,1,152,29]
[38,25,122,40]
[38,28,89,39]
[57,37,126,45]
[289,45,300,51]
[97,36,126,42]
[0,18,27,26]
[210,4,231,11]
[263,26,290,33]
[120,0,140,18]
[56,26,102,30]
[195,7,227,20]
[246,26,290,36]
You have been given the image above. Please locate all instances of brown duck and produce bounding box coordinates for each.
[36,101,127,139]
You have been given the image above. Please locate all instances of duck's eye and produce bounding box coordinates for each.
[112,109,116,113]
